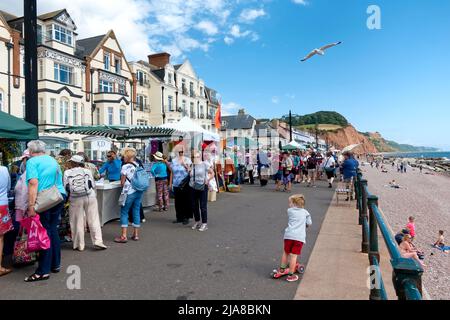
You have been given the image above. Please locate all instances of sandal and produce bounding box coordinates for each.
[131,235,140,241]
[0,268,12,277]
[24,273,49,282]
[114,236,128,243]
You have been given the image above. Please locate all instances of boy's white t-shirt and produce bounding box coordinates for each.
[284,207,312,243]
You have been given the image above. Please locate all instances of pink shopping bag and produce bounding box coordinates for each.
[21,215,51,253]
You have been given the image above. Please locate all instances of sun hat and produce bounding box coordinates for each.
[153,151,164,161]
[21,149,31,160]
[69,155,85,164]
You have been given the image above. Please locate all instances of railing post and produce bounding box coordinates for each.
[368,195,380,264]
[360,179,369,254]
[392,258,424,300]
[355,172,362,212]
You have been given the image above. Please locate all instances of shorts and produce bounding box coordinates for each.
[284,239,304,255]
[307,169,316,177]
[291,167,298,175]
[0,205,13,236]
[274,170,283,181]
[325,169,335,179]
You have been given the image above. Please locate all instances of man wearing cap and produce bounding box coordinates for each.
[63,155,107,251]
[99,151,121,182]
[151,152,170,212]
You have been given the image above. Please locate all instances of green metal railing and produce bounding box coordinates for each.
[355,171,423,300]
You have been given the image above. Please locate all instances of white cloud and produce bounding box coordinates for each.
[224,36,235,45]
[195,20,219,36]
[292,0,308,5]
[222,102,242,116]
[0,0,265,60]
[239,8,266,24]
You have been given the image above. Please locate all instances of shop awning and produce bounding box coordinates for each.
[158,117,220,142]
[0,111,38,140]
[45,125,175,140]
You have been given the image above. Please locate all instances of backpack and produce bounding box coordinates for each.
[128,163,150,192]
[307,156,317,168]
[66,168,93,197]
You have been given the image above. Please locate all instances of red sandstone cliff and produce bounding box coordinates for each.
[322,125,378,154]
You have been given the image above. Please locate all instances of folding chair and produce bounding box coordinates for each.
[335,181,351,204]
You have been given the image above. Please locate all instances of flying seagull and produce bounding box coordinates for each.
[300,41,342,62]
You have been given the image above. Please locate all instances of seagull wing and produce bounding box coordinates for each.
[300,50,318,62]
[319,41,342,51]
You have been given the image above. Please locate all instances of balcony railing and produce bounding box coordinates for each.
[355,170,423,300]
[134,103,150,112]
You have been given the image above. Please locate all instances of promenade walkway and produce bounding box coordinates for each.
[1,181,334,300]
[294,193,397,300]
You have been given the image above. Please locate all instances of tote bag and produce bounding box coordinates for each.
[13,227,37,266]
[35,169,64,213]
[21,215,51,253]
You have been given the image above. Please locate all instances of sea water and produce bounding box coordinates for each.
[382,151,450,159]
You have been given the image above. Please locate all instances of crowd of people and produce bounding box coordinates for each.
[255,149,359,201]
[0,140,216,281]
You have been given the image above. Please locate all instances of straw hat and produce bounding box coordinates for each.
[153,151,164,161]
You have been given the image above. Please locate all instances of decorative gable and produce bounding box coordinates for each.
[55,11,77,31]
[177,60,197,79]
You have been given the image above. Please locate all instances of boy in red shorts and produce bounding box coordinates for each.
[274,194,312,282]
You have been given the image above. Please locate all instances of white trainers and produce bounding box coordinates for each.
[198,224,208,232]
[191,222,201,230]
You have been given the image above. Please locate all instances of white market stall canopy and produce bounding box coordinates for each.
[282,140,307,150]
[158,117,220,142]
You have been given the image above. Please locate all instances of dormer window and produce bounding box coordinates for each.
[53,24,73,46]
[115,58,121,74]
[104,53,110,71]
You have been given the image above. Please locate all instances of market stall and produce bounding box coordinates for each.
[46,125,175,225]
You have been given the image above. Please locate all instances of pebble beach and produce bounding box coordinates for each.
[361,164,450,300]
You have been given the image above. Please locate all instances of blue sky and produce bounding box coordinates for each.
[2,0,449,149]
[187,0,450,150]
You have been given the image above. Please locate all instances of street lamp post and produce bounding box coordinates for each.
[24,0,38,126]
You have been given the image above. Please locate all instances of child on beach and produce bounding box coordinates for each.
[406,216,416,239]
[273,194,312,282]
[433,230,449,253]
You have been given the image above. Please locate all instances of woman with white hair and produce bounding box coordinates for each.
[24,140,67,282]
[115,147,144,243]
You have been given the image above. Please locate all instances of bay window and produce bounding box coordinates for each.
[53,24,73,46]
[54,63,74,85]
[99,80,113,93]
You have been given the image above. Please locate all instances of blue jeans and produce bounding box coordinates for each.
[36,199,65,276]
[120,191,143,228]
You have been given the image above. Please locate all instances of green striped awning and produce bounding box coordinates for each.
[45,125,175,140]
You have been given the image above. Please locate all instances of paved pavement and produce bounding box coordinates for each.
[1,180,334,300]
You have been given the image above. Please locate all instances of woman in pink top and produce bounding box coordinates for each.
[406,216,416,238]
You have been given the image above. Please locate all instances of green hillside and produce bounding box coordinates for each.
[281,111,348,127]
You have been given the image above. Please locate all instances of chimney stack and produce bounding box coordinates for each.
[238,109,245,116]
[148,52,171,68]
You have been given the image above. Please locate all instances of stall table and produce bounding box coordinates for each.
[96,178,156,226]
